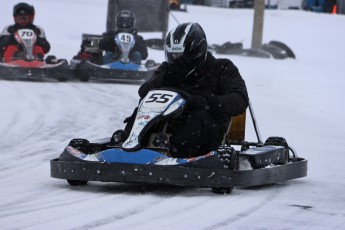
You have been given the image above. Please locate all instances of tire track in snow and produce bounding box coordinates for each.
[202,186,284,230]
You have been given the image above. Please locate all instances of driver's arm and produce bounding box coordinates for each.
[0,26,16,48]
[133,35,148,60]
[138,62,167,98]
[99,32,119,53]
[31,25,50,53]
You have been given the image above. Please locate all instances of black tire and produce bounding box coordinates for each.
[73,65,90,82]
[67,180,88,186]
[57,77,68,82]
[58,59,68,64]
[261,44,287,60]
[80,76,90,82]
[145,59,156,68]
[264,136,289,163]
[214,42,243,54]
[69,138,89,147]
[76,70,90,82]
[264,136,288,148]
[57,69,68,82]
[269,41,296,59]
[212,187,234,194]
[45,55,57,64]
[229,1,245,8]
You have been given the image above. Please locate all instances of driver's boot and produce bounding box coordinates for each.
[110,130,128,146]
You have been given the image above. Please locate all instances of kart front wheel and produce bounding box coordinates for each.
[67,180,88,186]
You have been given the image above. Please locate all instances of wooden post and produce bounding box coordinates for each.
[251,0,265,49]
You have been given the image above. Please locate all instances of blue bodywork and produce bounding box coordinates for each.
[65,145,217,165]
[104,61,140,71]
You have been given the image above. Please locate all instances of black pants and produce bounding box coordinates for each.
[167,110,227,158]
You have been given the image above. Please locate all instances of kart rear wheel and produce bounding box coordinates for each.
[75,68,90,82]
[67,180,88,186]
[212,187,234,194]
[80,75,90,82]
[57,77,68,82]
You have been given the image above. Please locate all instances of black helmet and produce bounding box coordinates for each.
[13,2,35,26]
[165,22,208,70]
[116,10,136,32]
[13,2,35,16]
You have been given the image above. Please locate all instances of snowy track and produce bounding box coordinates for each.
[0,82,291,229]
[1,1,345,229]
[0,80,343,230]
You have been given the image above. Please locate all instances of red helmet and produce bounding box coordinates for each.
[13,2,35,27]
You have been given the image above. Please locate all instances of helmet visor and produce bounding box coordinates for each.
[117,17,134,28]
[164,40,185,64]
[14,15,32,26]
[165,51,184,64]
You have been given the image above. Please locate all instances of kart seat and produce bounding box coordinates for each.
[81,34,103,53]
[224,111,246,145]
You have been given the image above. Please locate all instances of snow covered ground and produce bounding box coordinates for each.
[1,0,345,229]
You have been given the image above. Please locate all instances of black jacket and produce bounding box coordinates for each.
[138,52,249,123]
[0,24,50,54]
[99,30,148,60]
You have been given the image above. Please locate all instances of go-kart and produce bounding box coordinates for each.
[0,29,71,82]
[50,89,307,194]
[70,33,159,84]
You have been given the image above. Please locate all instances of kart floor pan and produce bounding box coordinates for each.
[51,158,307,188]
